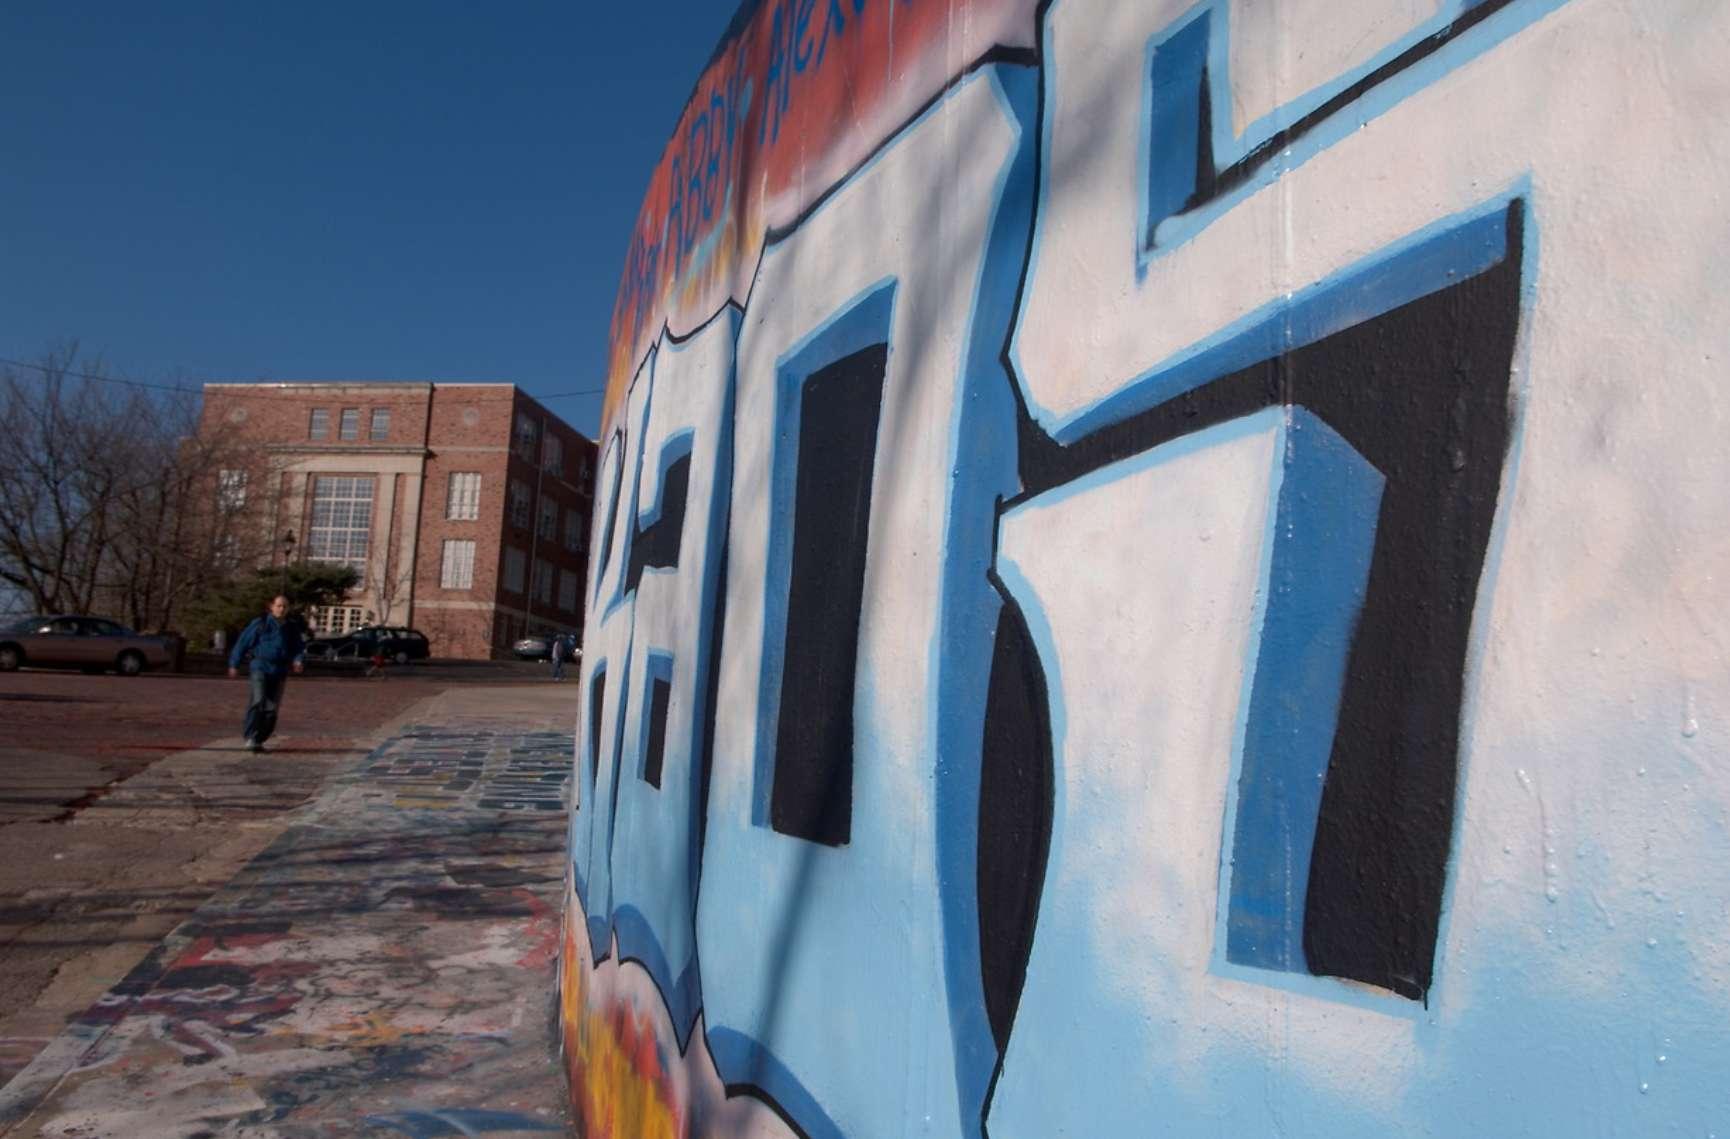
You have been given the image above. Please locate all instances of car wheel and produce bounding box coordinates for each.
[393,650,409,666]
[0,645,22,671]
[116,650,146,676]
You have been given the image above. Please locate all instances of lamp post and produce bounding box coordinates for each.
[280,529,296,596]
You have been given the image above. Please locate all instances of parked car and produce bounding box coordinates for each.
[0,615,175,675]
[513,633,580,662]
[304,625,430,666]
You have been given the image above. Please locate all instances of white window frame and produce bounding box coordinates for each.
[543,432,563,477]
[446,472,481,521]
[369,407,391,441]
[306,476,374,567]
[217,469,247,511]
[339,408,360,441]
[310,605,365,636]
[440,538,476,590]
[309,408,330,441]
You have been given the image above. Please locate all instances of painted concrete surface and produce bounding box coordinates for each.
[0,687,574,1138]
[567,0,1730,1134]
[0,671,441,1095]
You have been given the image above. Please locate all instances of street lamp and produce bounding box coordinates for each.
[280,529,296,595]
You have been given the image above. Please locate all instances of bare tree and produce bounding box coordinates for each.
[0,347,281,630]
[361,536,413,627]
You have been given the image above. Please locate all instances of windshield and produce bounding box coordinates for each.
[2,615,49,634]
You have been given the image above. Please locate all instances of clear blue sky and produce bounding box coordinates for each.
[0,2,738,438]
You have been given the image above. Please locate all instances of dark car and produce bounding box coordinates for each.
[513,633,580,662]
[0,614,175,675]
[304,625,430,666]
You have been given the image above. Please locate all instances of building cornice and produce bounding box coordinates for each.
[265,444,432,457]
[204,381,444,393]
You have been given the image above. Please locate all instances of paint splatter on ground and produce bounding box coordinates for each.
[0,721,573,1137]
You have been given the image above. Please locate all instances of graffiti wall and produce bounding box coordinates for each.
[565,0,1730,1134]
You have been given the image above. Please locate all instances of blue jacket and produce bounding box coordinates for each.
[229,615,305,676]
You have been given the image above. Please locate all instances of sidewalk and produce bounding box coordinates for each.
[0,684,576,1138]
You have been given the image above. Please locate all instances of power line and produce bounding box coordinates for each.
[0,356,200,395]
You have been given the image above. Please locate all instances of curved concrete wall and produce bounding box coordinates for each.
[563,1,1730,1134]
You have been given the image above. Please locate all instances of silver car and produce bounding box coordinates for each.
[0,615,175,675]
[513,634,580,662]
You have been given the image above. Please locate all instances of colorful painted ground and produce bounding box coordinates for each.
[0,722,573,1138]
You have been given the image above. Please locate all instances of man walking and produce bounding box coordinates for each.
[550,631,569,682]
[227,594,305,753]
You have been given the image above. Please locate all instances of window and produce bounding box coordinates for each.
[543,432,563,477]
[510,479,531,528]
[306,476,374,567]
[503,547,526,594]
[532,558,554,605]
[558,568,578,613]
[309,605,365,636]
[514,412,539,460]
[446,472,481,521]
[369,408,391,441]
[537,498,557,540]
[339,408,360,441]
[217,533,242,568]
[564,507,586,552]
[217,469,247,511]
[309,408,330,441]
[440,539,476,589]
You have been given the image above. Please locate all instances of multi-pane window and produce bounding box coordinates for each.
[339,408,360,441]
[537,498,558,540]
[558,568,578,614]
[440,539,476,589]
[309,408,330,441]
[564,507,586,552]
[369,408,391,440]
[217,469,247,511]
[543,432,563,477]
[509,480,531,528]
[306,476,374,567]
[503,547,527,594]
[532,558,554,605]
[514,413,539,460]
[446,472,481,521]
[309,605,365,636]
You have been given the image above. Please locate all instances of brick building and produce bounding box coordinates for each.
[197,382,597,660]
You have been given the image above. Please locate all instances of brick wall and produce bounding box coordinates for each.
[197,382,596,661]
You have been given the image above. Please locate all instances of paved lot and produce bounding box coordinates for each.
[0,687,574,1137]
[0,662,552,821]
[0,664,568,1098]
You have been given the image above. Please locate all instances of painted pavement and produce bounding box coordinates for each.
[0,723,573,1138]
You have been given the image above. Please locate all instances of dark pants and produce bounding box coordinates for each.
[550,652,566,681]
[244,670,289,744]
